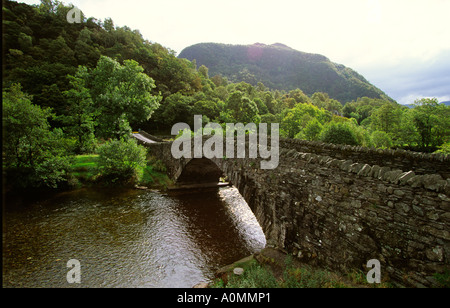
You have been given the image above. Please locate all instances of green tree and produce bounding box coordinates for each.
[324,99,343,115]
[320,122,360,146]
[61,69,97,153]
[370,102,402,135]
[198,65,209,79]
[396,108,420,147]
[280,103,329,138]
[97,138,147,185]
[289,89,311,104]
[260,113,279,134]
[160,92,194,126]
[240,97,260,124]
[411,98,449,151]
[302,118,323,141]
[263,92,276,114]
[225,90,259,123]
[77,56,162,139]
[18,32,32,52]
[254,98,269,115]
[371,131,393,149]
[2,84,72,188]
[227,91,244,121]
[435,142,450,154]
[193,99,220,121]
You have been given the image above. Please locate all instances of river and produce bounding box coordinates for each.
[2,186,266,288]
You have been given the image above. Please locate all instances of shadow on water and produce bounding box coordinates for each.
[2,187,265,288]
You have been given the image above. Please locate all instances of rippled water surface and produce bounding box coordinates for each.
[2,187,266,288]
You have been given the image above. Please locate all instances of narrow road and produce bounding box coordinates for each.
[132,132,157,144]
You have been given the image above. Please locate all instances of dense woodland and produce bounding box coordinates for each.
[2,0,450,190]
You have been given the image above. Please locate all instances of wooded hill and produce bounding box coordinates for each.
[179,42,392,103]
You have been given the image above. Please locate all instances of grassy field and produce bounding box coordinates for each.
[69,155,171,188]
[70,155,99,185]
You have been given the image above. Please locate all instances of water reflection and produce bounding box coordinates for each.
[2,187,265,288]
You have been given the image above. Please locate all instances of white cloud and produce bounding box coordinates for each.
[397,94,450,106]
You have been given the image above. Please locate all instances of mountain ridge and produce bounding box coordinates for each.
[179,42,392,103]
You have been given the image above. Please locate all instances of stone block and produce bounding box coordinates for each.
[340,160,353,172]
[350,163,365,174]
[328,159,342,168]
[407,175,424,188]
[357,164,372,177]
[369,165,381,178]
[395,202,411,214]
[422,174,445,191]
[384,169,403,183]
[377,167,391,181]
[425,246,444,262]
[397,171,416,185]
[412,205,424,216]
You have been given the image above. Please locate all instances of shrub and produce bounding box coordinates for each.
[97,138,147,185]
[435,142,450,154]
[320,122,360,146]
[302,118,323,141]
[371,131,393,149]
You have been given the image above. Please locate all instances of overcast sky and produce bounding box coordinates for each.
[17,0,450,104]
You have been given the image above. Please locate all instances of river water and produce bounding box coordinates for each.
[2,187,266,288]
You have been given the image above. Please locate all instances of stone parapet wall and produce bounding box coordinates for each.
[278,138,450,179]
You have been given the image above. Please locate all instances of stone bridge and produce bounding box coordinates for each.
[134,133,450,287]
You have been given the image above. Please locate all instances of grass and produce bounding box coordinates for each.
[139,164,172,188]
[211,251,393,288]
[70,155,99,185]
[68,154,172,189]
[434,270,450,288]
[213,259,279,288]
[137,156,172,188]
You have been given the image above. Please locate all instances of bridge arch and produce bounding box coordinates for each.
[175,158,224,185]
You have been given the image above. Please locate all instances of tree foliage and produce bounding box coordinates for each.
[71,56,162,139]
[97,138,147,185]
[320,122,360,146]
[2,84,72,188]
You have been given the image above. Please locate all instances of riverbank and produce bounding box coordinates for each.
[206,247,393,288]
[69,154,172,190]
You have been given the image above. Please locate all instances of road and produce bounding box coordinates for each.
[132,132,157,144]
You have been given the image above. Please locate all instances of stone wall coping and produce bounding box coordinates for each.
[277,138,450,162]
[281,147,450,194]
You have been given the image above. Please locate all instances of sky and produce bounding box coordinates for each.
[17,0,450,105]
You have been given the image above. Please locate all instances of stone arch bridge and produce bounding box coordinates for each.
[133,132,450,287]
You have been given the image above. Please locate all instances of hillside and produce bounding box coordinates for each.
[2,0,201,113]
[179,43,392,103]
